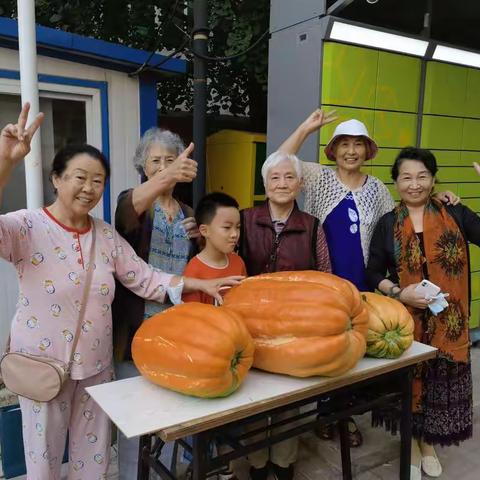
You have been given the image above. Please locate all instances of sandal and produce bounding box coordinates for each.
[314,422,335,440]
[347,417,363,448]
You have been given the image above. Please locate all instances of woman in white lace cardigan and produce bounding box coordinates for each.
[279,109,458,446]
[280,110,458,291]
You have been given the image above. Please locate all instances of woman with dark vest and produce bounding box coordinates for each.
[238,151,330,480]
[239,151,331,276]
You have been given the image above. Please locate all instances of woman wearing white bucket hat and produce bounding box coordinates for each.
[279,109,458,447]
[280,109,458,291]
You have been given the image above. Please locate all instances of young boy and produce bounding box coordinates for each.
[182,192,245,480]
[183,191,246,304]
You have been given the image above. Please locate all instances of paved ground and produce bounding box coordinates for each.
[6,347,480,480]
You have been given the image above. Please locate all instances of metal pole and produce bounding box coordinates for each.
[17,0,43,208]
[416,0,433,147]
[192,0,208,207]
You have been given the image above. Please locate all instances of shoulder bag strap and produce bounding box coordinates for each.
[3,220,97,367]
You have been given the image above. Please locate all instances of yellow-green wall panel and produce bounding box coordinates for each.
[470,300,480,328]
[465,68,480,119]
[371,148,398,167]
[462,119,480,150]
[461,152,480,169]
[462,198,480,212]
[373,111,417,148]
[322,43,378,109]
[319,106,375,145]
[471,272,480,300]
[434,183,460,195]
[424,61,467,117]
[375,51,421,113]
[436,166,477,183]
[470,244,480,272]
[432,150,467,167]
[421,116,463,150]
[371,166,393,184]
[457,183,480,198]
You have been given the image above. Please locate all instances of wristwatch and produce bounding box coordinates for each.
[387,284,402,300]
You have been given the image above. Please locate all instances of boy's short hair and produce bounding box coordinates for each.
[195,192,239,226]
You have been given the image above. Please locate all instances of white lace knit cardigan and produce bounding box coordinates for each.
[302,162,395,265]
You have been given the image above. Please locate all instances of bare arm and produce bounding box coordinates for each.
[131,143,197,216]
[278,109,337,155]
[0,103,44,207]
[182,276,244,305]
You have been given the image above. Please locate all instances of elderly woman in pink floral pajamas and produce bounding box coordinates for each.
[0,104,242,480]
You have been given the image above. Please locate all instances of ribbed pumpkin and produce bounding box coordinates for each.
[132,303,255,398]
[362,292,414,359]
[223,271,368,377]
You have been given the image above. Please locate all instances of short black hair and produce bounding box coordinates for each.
[50,144,110,182]
[391,147,438,181]
[195,192,239,226]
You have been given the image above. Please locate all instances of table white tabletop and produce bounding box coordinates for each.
[87,341,436,440]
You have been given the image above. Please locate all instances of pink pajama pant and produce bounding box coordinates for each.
[18,366,113,480]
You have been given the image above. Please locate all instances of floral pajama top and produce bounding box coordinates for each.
[0,208,173,380]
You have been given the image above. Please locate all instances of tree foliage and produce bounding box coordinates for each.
[0,0,269,130]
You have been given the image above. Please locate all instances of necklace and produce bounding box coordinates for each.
[158,200,179,223]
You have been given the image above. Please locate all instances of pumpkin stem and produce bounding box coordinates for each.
[231,350,242,370]
[382,330,401,344]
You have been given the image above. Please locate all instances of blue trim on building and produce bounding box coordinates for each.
[0,68,19,80]
[139,75,158,135]
[0,16,186,75]
[0,69,111,222]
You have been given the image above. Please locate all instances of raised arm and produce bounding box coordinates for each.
[456,161,480,246]
[0,103,44,207]
[130,142,197,216]
[278,109,337,155]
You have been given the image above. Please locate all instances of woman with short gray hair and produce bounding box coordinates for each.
[132,128,186,175]
[238,150,331,480]
[112,127,198,479]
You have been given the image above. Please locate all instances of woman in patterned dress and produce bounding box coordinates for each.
[279,110,458,446]
[0,104,242,480]
[366,147,478,479]
[112,127,201,479]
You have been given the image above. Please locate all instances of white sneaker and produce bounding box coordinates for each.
[422,453,442,477]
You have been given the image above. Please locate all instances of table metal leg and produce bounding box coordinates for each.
[338,418,352,480]
[399,368,413,480]
[137,434,151,480]
[192,432,209,480]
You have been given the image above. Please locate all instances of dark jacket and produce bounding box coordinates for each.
[366,204,480,305]
[112,189,196,362]
[239,201,326,276]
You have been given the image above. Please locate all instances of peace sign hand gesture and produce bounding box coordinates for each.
[0,102,44,171]
[300,109,338,135]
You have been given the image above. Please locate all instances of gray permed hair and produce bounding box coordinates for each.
[133,127,185,174]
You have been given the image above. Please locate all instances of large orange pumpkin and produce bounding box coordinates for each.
[132,303,255,398]
[223,271,368,377]
[362,292,414,359]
